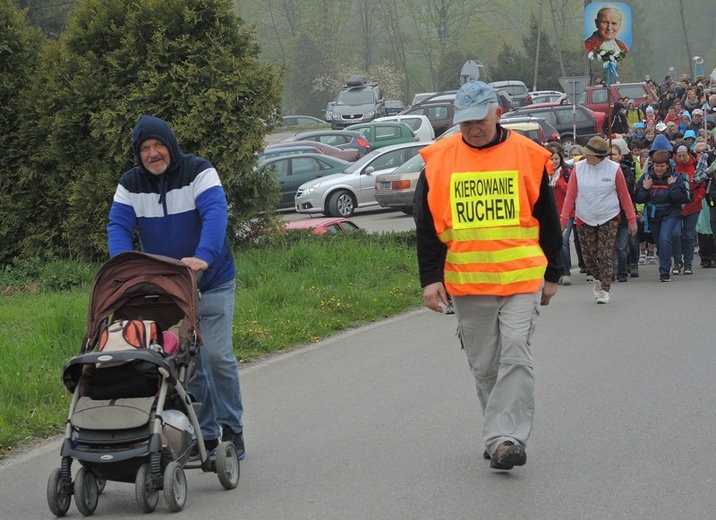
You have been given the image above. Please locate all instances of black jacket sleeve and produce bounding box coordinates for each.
[414,167,447,288]
[533,167,564,284]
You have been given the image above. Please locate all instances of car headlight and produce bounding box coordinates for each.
[365,110,375,118]
[332,114,341,120]
[300,183,322,196]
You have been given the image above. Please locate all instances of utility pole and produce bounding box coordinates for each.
[533,0,543,91]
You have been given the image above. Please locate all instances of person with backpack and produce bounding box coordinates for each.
[671,145,707,275]
[633,135,689,281]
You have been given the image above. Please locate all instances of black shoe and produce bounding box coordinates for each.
[684,266,693,275]
[660,274,671,282]
[190,438,219,459]
[221,425,245,460]
[629,264,639,277]
[489,441,526,470]
[617,274,628,282]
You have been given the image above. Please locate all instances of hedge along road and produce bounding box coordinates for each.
[2,261,716,518]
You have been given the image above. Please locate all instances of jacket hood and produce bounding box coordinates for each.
[131,115,181,173]
[649,134,673,156]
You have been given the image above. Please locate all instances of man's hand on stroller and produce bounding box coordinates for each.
[180,257,208,272]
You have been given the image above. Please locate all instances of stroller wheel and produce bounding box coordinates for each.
[47,467,72,517]
[215,441,240,490]
[74,466,99,516]
[163,461,187,512]
[95,477,107,495]
[135,463,159,513]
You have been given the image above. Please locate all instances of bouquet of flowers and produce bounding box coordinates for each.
[588,47,626,64]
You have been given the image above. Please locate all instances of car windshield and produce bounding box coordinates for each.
[342,148,385,174]
[390,152,425,174]
[337,90,375,106]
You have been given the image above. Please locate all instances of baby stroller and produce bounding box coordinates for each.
[47,252,240,517]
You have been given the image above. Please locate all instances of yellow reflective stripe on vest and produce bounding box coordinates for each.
[439,226,539,242]
[444,265,547,285]
[446,245,545,265]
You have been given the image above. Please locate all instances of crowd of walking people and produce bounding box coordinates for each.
[548,73,716,303]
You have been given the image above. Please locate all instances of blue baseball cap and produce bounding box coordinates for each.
[453,81,499,124]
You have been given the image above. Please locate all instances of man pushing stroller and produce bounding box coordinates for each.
[107,115,245,459]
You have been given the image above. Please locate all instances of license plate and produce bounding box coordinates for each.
[379,182,391,190]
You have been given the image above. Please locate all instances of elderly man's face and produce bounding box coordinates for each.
[459,104,502,148]
[140,139,170,176]
[596,9,621,41]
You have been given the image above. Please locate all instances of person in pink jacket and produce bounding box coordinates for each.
[560,136,637,304]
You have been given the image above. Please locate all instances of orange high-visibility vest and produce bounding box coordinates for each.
[420,131,551,297]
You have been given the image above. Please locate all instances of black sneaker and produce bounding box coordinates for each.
[189,438,219,460]
[617,274,628,282]
[684,266,693,275]
[221,425,246,460]
[489,441,526,470]
[660,274,671,282]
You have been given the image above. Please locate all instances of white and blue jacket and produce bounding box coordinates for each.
[107,115,235,291]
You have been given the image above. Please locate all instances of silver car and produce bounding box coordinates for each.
[294,142,428,217]
[373,152,427,215]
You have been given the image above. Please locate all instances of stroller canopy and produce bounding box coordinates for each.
[82,252,203,353]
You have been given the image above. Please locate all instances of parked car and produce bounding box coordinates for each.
[265,140,360,162]
[323,102,336,122]
[374,114,435,141]
[528,90,564,104]
[499,115,561,142]
[410,92,436,107]
[500,120,547,144]
[281,115,327,127]
[282,130,371,157]
[385,100,406,116]
[284,217,360,235]
[506,103,602,149]
[401,102,454,137]
[406,90,512,131]
[344,121,417,149]
[294,141,428,217]
[257,153,349,208]
[373,152,426,215]
[258,145,324,164]
[577,82,658,116]
[331,75,386,129]
[489,80,530,107]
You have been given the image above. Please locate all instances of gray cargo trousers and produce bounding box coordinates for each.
[452,291,541,457]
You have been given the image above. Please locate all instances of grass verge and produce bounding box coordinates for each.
[0,230,421,458]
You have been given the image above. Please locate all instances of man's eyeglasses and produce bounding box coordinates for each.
[696,149,707,154]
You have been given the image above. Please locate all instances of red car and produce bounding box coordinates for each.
[283,217,361,235]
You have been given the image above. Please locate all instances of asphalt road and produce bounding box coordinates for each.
[3,260,716,519]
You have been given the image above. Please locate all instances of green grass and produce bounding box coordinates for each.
[0,231,421,457]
